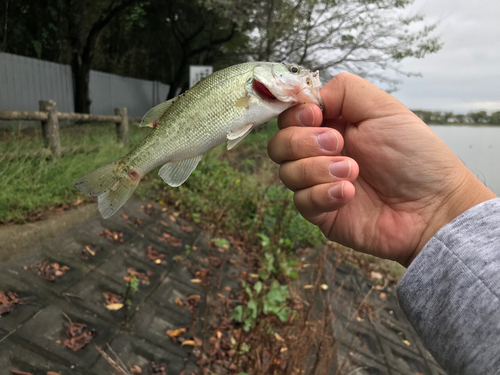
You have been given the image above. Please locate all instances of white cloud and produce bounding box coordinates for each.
[390,0,500,114]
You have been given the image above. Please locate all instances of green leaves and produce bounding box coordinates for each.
[230,279,290,331]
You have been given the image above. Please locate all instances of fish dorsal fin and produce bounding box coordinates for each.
[227,123,254,150]
[158,155,203,187]
[140,97,177,128]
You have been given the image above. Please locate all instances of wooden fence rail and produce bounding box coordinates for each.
[0,100,132,156]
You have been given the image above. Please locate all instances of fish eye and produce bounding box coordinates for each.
[288,65,300,74]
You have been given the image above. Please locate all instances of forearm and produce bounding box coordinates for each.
[397,198,500,375]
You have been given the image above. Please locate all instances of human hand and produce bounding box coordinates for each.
[268,73,496,266]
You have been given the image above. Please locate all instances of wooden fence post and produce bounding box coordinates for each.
[39,100,61,156]
[115,107,129,146]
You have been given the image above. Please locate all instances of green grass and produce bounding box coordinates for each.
[0,118,326,251]
[0,122,150,222]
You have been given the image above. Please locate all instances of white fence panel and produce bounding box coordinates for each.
[0,52,74,112]
[0,52,170,118]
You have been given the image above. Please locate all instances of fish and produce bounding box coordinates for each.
[75,62,323,219]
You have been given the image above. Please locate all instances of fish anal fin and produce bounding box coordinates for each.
[227,123,254,150]
[159,155,203,187]
[140,97,178,128]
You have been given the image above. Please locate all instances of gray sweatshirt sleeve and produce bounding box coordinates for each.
[397,198,500,375]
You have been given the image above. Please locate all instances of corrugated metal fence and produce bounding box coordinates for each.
[0,52,170,117]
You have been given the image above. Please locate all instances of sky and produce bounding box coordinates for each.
[390,0,500,114]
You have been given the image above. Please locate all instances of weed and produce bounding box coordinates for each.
[0,123,149,222]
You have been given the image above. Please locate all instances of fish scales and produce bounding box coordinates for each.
[75,62,322,218]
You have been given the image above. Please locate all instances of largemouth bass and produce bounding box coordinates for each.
[75,62,322,218]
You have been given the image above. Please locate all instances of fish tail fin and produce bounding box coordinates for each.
[75,159,140,219]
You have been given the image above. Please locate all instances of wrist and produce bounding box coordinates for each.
[409,170,497,266]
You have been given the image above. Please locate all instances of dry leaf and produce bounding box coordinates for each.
[370,271,383,280]
[356,316,364,322]
[46,372,62,375]
[167,328,186,337]
[303,285,314,289]
[169,215,176,222]
[402,340,411,346]
[174,299,184,307]
[130,365,142,374]
[10,370,32,375]
[320,284,328,290]
[379,292,387,300]
[181,340,196,346]
[190,279,202,284]
[105,303,124,311]
[274,333,285,342]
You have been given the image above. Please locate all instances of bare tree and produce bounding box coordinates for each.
[234,0,441,89]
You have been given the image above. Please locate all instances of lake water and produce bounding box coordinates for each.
[430,125,500,196]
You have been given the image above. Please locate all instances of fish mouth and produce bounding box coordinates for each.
[252,79,278,102]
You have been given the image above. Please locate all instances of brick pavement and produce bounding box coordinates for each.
[0,200,446,375]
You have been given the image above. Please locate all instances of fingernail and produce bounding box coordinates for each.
[329,183,344,199]
[317,131,338,151]
[297,107,315,126]
[329,160,351,178]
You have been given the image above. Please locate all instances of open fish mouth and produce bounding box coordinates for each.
[252,79,278,102]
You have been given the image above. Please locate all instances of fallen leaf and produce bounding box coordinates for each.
[160,220,169,227]
[190,279,202,284]
[46,372,62,375]
[188,294,201,301]
[274,333,285,342]
[181,225,193,233]
[127,267,153,281]
[320,284,328,290]
[181,340,196,346]
[303,285,314,289]
[167,328,186,337]
[105,303,124,311]
[10,370,32,375]
[142,204,156,216]
[169,214,176,222]
[130,365,142,374]
[103,292,122,306]
[80,244,100,260]
[379,292,387,300]
[0,291,24,315]
[145,246,167,265]
[370,271,383,280]
[174,298,184,307]
[30,261,70,281]
[402,340,411,346]
[356,316,364,322]
[159,233,182,247]
[121,213,129,220]
[151,362,167,375]
[99,229,124,242]
[63,322,98,351]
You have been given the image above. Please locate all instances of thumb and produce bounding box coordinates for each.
[321,73,411,123]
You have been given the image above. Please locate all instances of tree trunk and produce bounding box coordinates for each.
[72,57,92,114]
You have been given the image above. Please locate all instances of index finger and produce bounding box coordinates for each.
[277,103,324,129]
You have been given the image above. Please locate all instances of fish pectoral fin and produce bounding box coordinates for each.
[159,155,203,187]
[140,97,178,128]
[227,123,254,150]
[235,95,250,108]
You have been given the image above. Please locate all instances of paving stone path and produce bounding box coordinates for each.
[0,200,446,375]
